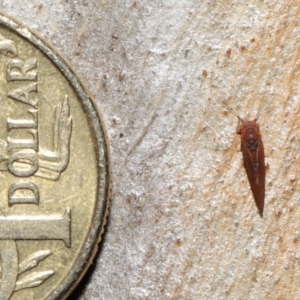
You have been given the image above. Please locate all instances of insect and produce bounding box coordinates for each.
[218,99,269,216]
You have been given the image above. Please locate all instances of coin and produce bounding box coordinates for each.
[0,12,110,300]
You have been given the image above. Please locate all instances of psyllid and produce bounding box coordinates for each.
[218,99,269,216]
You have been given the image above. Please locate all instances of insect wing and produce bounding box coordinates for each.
[241,136,265,216]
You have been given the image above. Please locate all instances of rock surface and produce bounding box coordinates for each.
[3,1,300,299]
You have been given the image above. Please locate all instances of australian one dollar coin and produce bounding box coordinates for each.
[0,12,110,300]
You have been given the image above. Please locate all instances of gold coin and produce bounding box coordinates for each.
[0,12,110,300]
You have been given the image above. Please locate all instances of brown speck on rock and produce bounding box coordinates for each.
[226,48,232,58]
[131,2,137,8]
[35,4,43,14]
[240,46,246,52]
[119,73,125,81]
[175,239,182,247]
[202,70,208,78]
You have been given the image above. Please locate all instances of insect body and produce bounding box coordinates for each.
[238,120,265,216]
[219,100,268,216]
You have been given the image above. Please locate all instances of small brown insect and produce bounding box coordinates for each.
[219,99,269,216]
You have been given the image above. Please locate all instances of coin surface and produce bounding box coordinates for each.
[0,12,110,300]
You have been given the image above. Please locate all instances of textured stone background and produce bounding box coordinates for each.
[3,1,300,299]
